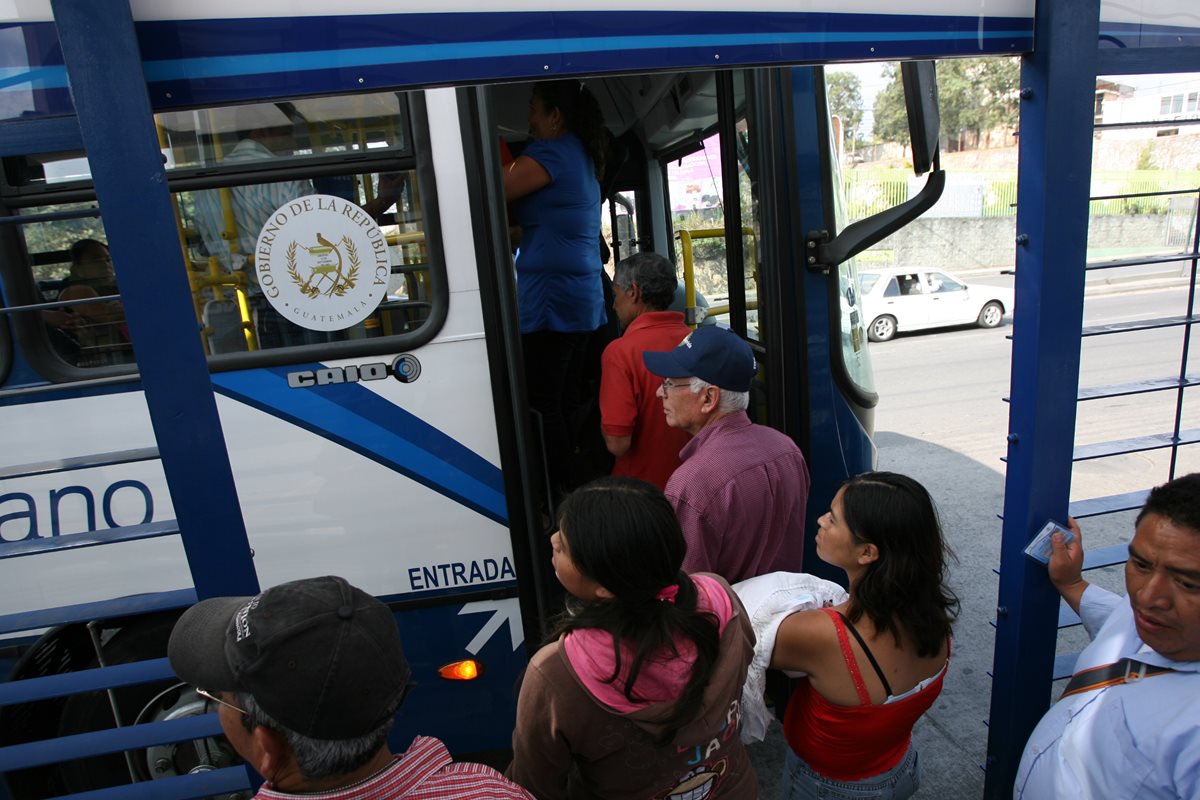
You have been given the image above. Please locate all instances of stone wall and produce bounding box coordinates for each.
[857,213,1178,272]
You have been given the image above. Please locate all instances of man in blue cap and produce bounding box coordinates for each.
[643,326,810,582]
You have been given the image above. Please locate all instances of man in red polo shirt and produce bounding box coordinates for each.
[599,253,693,489]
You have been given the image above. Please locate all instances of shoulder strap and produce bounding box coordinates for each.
[836,611,895,698]
[1061,657,1173,699]
[819,607,872,705]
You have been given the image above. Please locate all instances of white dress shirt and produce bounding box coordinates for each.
[1014,585,1200,799]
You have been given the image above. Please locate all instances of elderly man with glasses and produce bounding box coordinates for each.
[643,325,810,583]
[168,575,533,799]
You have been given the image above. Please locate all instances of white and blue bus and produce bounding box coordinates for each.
[0,1,1195,797]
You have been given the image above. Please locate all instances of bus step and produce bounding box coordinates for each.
[1081,314,1197,337]
[0,713,222,772]
[1068,491,1150,518]
[0,520,181,561]
[44,766,251,800]
[1078,374,1200,402]
[0,588,197,636]
[1072,428,1200,461]
[0,657,175,707]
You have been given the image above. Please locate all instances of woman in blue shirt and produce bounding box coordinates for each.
[505,80,608,500]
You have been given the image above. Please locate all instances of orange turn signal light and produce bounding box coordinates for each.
[438,659,483,681]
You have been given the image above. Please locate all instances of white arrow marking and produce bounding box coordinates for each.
[458,598,524,655]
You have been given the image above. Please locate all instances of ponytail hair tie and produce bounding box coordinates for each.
[655,585,679,603]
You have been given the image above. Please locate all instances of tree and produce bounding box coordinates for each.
[871,64,908,147]
[870,57,1019,152]
[827,71,864,147]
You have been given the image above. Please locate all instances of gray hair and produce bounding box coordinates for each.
[691,378,750,413]
[613,252,677,311]
[237,693,397,780]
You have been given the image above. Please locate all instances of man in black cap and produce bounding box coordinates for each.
[643,326,810,582]
[168,575,533,799]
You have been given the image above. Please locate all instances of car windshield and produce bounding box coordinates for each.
[859,273,882,294]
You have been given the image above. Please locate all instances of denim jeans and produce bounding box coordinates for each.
[783,745,921,800]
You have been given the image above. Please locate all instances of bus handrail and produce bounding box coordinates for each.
[0,446,160,481]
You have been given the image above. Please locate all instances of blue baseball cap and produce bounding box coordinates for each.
[642,326,757,392]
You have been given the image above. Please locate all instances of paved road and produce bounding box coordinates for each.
[746,284,1195,798]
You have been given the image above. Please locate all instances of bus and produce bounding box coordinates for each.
[0,0,1192,797]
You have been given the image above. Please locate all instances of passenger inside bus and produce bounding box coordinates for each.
[503,80,609,501]
[507,476,757,799]
[42,239,131,366]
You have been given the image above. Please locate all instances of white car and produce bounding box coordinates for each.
[857,267,1015,342]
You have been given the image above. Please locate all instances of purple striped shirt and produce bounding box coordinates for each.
[255,736,534,800]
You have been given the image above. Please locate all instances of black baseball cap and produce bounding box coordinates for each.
[643,325,757,392]
[168,575,410,740]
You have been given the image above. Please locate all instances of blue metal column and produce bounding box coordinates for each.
[50,0,258,599]
[983,0,1099,796]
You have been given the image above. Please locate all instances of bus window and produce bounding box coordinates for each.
[0,91,445,377]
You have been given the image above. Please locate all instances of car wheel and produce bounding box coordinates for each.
[868,315,896,342]
[977,301,1004,329]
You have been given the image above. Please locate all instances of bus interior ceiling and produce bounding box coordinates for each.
[492,72,723,159]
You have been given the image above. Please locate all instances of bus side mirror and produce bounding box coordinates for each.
[809,60,944,271]
[902,61,940,176]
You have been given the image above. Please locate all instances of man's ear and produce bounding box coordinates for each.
[628,281,643,304]
[254,725,292,781]
[700,385,721,413]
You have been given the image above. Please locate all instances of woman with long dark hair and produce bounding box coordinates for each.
[771,472,958,800]
[504,79,609,498]
[507,477,756,800]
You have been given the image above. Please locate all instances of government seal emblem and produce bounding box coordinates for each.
[254,194,391,332]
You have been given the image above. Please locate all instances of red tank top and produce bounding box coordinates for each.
[782,608,950,781]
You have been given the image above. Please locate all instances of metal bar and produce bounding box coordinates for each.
[1058,604,1080,628]
[1097,45,1200,76]
[1083,542,1133,570]
[1092,118,1200,132]
[0,713,222,772]
[0,373,141,402]
[1081,314,1196,337]
[0,446,160,481]
[1052,652,1078,681]
[0,116,84,157]
[0,658,175,707]
[0,207,101,225]
[0,588,197,636]
[51,0,259,600]
[1077,375,1200,401]
[1068,490,1150,518]
[1084,251,1198,271]
[0,520,179,560]
[1172,189,1200,478]
[984,1,1099,795]
[0,293,127,316]
[44,766,252,800]
[1073,428,1200,461]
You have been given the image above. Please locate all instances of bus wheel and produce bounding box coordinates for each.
[134,684,243,783]
[977,301,1004,328]
[868,315,896,342]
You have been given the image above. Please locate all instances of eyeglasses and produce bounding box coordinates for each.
[660,378,697,392]
[195,687,247,716]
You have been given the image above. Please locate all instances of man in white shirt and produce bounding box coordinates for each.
[1014,473,1200,799]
